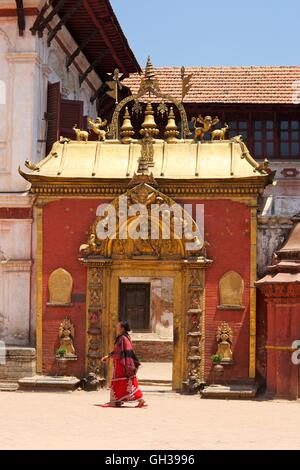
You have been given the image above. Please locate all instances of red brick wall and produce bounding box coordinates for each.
[133,340,173,362]
[41,197,251,381]
[42,198,108,377]
[182,199,252,381]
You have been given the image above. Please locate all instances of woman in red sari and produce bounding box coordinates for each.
[101,320,147,408]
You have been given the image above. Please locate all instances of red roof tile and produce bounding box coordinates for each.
[124,66,300,104]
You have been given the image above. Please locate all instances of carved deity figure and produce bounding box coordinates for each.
[58,318,76,357]
[216,322,233,362]
[191,115,219,141]
[87,117,108,141]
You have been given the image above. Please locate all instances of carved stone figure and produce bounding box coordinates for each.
[81,372,102,391]
[58,318,76,357]
[216,322,233,362]
[48,268,73,305]
[219,271,244,308]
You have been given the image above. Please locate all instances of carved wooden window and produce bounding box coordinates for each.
[46,82,61,155]
[46,82,84,154]
[279,119,300,159]
[253,120,274,159]
[218,271,244,310]
[60,99,84,140]
[228,120,248,141]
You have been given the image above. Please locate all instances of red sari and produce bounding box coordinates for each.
[109,333,143,403]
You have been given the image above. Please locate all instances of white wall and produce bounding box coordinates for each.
[0,3,102,348]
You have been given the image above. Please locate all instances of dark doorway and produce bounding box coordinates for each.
[119,283,150,331]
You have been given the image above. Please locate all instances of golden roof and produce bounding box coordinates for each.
[19,58,274,196]
[20,138,270,182]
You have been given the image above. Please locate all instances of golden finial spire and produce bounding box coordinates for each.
[165,107,179,143]
[120,107,134,143]
[140,103,159,138]
[145,56,155,81]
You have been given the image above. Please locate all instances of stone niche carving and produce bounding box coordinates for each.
[215,322,233,362]
[218,271,244,310]
[48,268,73,305]
[58,318,77,357]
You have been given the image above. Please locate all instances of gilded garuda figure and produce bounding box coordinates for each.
[87,117,108,141]
[191,115,219,141]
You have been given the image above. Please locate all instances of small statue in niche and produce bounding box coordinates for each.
[216,322,233,362]
[58,318,76,357]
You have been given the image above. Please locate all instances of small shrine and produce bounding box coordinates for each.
[19,58,273,393]
[256,219,300,399]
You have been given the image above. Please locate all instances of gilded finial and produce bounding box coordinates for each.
[145,56,155,81]
[165,107,179,143]
[120,107,135,144]
[140,103,159,138]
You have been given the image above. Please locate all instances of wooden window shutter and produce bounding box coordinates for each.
[46,82,61,155]
[59,99,84,140]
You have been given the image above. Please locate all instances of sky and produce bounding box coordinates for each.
[110,0,300,68]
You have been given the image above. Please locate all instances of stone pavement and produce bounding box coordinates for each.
[138,362,172,382]
[1,387,300,450]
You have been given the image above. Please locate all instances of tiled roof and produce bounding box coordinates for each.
[124,66,300,104]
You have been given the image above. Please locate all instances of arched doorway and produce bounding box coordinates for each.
[80,182,212,391]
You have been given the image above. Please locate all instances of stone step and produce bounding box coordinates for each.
[0,381,19,391]
[201,383,258,399]
[139,379,172,386]
[18,375,80,391]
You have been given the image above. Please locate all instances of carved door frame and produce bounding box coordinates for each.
[84,258,209,392]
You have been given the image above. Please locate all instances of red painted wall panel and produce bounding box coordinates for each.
[185,199,251,381]
[42,198,108,376]
[42,197,251,381]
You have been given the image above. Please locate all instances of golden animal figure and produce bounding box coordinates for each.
[73,124,89,142]
[58,318,76,357]
[191,115,219,141]
[211,123,229,141]
[87,117,108,141]
[79,233,98,255]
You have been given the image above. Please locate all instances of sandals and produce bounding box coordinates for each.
[136,401,148,408]
[100,402,123,408]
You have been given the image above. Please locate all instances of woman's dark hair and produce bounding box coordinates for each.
[120,320,131,332]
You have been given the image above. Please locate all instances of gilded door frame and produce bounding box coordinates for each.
[84,258,208,392]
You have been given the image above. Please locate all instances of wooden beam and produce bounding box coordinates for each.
[66,28,98,70]
[47,0,83,46]
[37,0,66,34]
[83,0,125,73]
[79,49,109,87]
[15,0,25,36]
[30,0,53,36]
[90,83,106,104]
